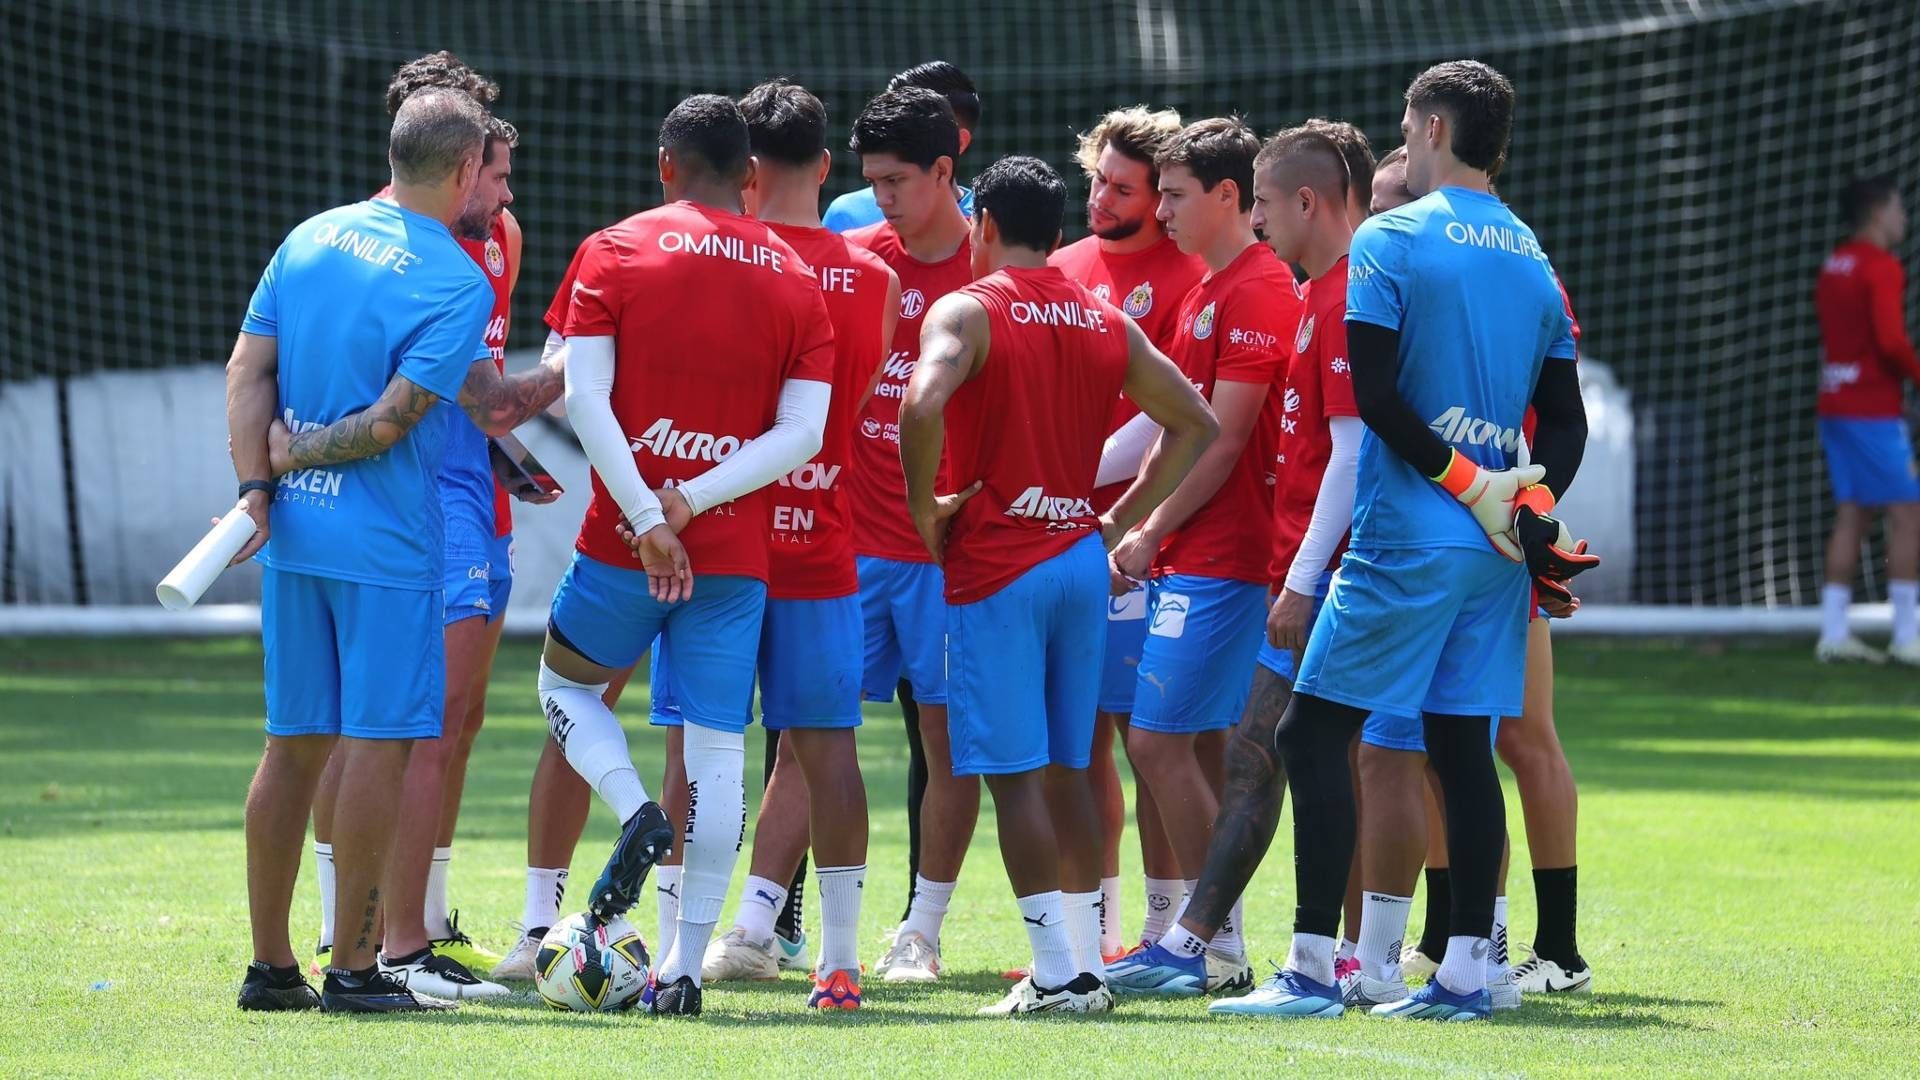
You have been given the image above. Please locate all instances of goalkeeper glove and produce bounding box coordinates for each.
[1510,485,1601,582]
[1432,451,1544,562]
[1532,575,1581,619]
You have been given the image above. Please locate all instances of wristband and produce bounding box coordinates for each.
[1513,483,1556,517]
[1431,450,1480,498]
[238,480,276,499]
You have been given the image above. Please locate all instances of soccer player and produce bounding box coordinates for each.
[679,80,898,1011]
[1105,124,1359,1002]
[1302,118,1374,228]
[902,154,1217,1014]
[230,89,497,1014]
[305,51,564,1000]
[1104,117,1301,993]
[1814,174,1920,664]
[824,60,980,232]
[536,94,836,1018]
[1260,61,1593,1022]
[842,86,982,982]
[1049,106,1206,960]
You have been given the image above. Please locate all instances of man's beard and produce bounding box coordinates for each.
[454,203,494,241]
[1091,214,1146,243]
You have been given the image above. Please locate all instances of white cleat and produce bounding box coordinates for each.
[379,952,510,1000]
[1398,946,1439,982]
[1488,967,1521,1011]
[1817,636,1887,664]
[877,929,942,983]
[701,927,780,982]
[1888,639,1920,667]
[1512,947,1594,994]
[489,925,543,982]
[1340,969,1412,1008]
[775,929,812,972]
[978,973,1110,1015]
[1205,951,1255,994]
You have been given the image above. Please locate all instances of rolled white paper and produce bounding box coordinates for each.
[156,500,260,610]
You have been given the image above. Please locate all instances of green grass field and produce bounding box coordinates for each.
[2,636,1916,1078]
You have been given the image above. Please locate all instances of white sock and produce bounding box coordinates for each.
[1098,875,1123,955]
[658,723,745,986]
[523,867,568,932]
[1175,879,1200,919]
[901,874,956,946]
[423,846,453,940]
[1155,923,1208,958]
[1892,580,1919,646]
[1063,890,1104,977]
[1209,897,1247,958]
[734,874,787,943]
[1356,892,1414,981]
[1018,891,1077,989]
[1141,877,1182,940]
[1437,934,1490,995]
[1286,932,1337,987]
[654,865,683,955]
[314,842,335,949]
[1337,937,1358,962]
[816,865,865,975]
[1821,582,1852,643]
[539,664,647,821]
[1488,895,1511,978]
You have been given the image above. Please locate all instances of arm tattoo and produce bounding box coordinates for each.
[287,379,438,470]
[1183,665,1292,934]
[461,360,565,434]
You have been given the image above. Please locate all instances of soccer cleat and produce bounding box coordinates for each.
[1817,636,1887,664]
[1102,943,1206,997]
[1370,977,1491,1021]
[490,925,546,982]
[309,944,331,980]
[649,974,703,1017]
[380,948,511,1000]
[1512,946,1593,994]
[1102,943,1136,966]
[876,929,942,983]
[1207,966,1344,1018]
[701,927,780,982]
[428,910,501,975]
[1399,946,1439,982]
[808,968,862,1011]
[1488,968,1521,1011]
[588,802,674,921]
[237,961,320,1012]
[977,972,1110,1016]
[775,928,812,972]
[1333,955,1360,982]
[1205,951,1255,994]
[320,966,457,1013]
[1339,969,1411,1008]
[1890,639,1920,667]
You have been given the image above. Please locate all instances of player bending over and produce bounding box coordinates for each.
[825,60,980,232]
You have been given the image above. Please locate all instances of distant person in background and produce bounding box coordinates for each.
[823,60,979,232]
[1814,175,1920,665]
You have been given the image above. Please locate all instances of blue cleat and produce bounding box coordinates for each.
[1207,965,1345,1018]
[587,801,674,922]
[1102,943,1207,996]
[1370,977,1492,1021]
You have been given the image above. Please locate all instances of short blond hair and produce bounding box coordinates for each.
[1075,105,1185,186]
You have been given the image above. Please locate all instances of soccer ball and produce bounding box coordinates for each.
[534,912,650,1012]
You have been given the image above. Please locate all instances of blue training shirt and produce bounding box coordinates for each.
[1344,186,1576,552]
[241,198,493,589]
[823,183,975,233]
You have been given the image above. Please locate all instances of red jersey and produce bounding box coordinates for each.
[1269,256,1357,588]
[1154,243,1302,583]
[1816,239,1920,418]
[845,221,974,562]
[765,223,894,600]
[544,237,590,332]
[942,267,1130,604]
[1050,234,1208,510]
[562,201,835,580]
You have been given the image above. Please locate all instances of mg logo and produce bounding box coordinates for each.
[901,288,927,319]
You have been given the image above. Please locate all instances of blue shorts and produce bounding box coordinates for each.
[1819,417,1920,506]
[1359,712,1501,753]
[444,528,513,626]
[1296,546,1531,720]
[650,594,864,731]
[1254,573,1333,681]
[547,552,766,733]
[857,555,947,704]
[1099,582,1148,713]
[261,567,444,740]
[1130,574,1269,734]
[947,534,1107,775]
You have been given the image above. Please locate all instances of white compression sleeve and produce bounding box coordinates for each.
[674,378,830,516]
[541,328,567,366]
[564,335,666,534]
[538,663,649,822]
[1284,415,1362,596]
[1095,410,1161,488]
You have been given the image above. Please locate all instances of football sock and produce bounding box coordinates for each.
[1531,866,1585,968]
[1017,891,1076,990]
[1489,895,1511,979]
[1286,932,1338,987]
[1892,580,1919,646]
[1063,889,1104,977]
[1418,868,1452,960]
[734,874,787,943]
[815,865,865,974]
[900,681,926,923]
[901,874,955,946]
[1272,694,1367,940]
[1820,582,1852,643]
[1437,935,1491,996]
[1337,937,1358,962]
[1357,892,1413,981]
[776,857,808,942]
[314,842,335,950]
[1208,896,1247,958]
[654,865,683,957]
[1424,713,1504,992]
[1098,875,1123,955]
[1141,877,1183,940]
[381,944,433,967]
[538,664,646,821]
[661,723,746,986]
[522,866,568,934]
[424,846,452,940]
[1156,923,1209,959]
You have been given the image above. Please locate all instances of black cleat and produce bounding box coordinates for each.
[319,966,456,1014]
[237,960,320,1011]
[649,974,703,1017]
[588,801,674,921]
